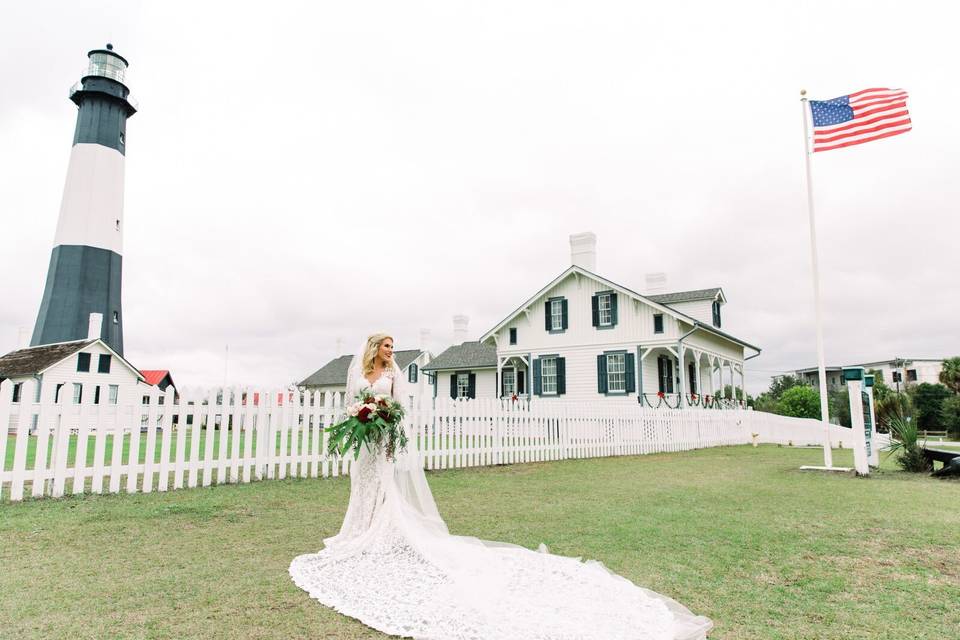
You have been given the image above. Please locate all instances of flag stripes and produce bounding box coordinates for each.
[809,88,911,152]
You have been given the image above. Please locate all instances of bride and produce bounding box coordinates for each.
[289,332,712,639]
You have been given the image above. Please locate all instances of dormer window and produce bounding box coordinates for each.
[509,327,517,345]
[712,300,722,328]
[653,314,664,334]
[591,291,619,329]
[544,297,568,333]
[77,352,91,372]
[598,294,612,326]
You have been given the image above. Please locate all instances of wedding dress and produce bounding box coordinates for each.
[289,352,712,640]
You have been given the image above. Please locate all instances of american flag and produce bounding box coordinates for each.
[808,88,911,152]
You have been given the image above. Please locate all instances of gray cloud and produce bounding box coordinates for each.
[2,0,958,393]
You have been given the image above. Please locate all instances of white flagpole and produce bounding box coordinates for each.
[800,89,834,468]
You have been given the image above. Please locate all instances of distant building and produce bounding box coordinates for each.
[140,370,177,393]
[422,341,498,400]
[298,350,432,409]
[781,358,946,392]
[0,337,145,433]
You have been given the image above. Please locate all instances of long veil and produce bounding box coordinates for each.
[344,338,448,536]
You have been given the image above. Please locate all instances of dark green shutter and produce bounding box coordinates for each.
[688,362,697,394]
[625,353,636,393]
[561,299,569,330]
[610,293,618,326]
[468,373,476,399]
[544,301,551,331]
[657,356,665,393]
[597,354,608,393]
[449,374,457,399]
[591,295,600,327]
[556,357,566,395]
[666,359,675,393]
[533,358,542,396]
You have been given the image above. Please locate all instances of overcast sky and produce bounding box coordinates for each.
[2,1,957,393]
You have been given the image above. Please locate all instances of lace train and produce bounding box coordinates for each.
[289,369,711,639]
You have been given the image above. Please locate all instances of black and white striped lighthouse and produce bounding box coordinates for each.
[31,44,136,356]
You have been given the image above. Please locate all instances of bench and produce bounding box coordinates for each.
[924,448,960,478]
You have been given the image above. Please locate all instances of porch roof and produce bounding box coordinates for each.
[422,342,497,371]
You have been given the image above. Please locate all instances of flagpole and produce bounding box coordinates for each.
[800,89,834,468]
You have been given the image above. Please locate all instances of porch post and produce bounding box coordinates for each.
[637,346,644,404]
[677,342,686,407]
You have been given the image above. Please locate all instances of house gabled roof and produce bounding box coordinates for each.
[0,339,145,382]
[479,265,760,353]
[141,370,175,387]
[647,287,725,305]
[422,342,497,372]
[299,350,424,387]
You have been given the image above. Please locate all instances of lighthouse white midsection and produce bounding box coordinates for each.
[53,143,125,255]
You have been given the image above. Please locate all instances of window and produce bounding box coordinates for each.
[657,356,674,394]
[109,385,119,405]
[503,369,516,395]
[12,382,22,404]
[598,294,612,326]
[77,352,91,372]
[688,362,698,394]
[113,311,119,325]
[72,383,83,404]
[94,386,101,405]
[541,357,558,394]
[654,314,664,334]
[54,383,64,404]
[509,327,517,345]
[142,394,151,405]
[607,353,626,393]
[907,369,917,382]
[550,299,563,331]
[712,301,722,328]
[98,354,112,374]
[408,363,418,384]
[892,371,902,383]
[456,373,470,399]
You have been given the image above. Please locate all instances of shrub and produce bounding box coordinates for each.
[885,415,932,472]
[940,395,960,440]
[777,385,821,420]
[910,383,952,430]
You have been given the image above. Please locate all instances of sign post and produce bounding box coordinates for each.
[843,367,870,475]
[864,375,879,467]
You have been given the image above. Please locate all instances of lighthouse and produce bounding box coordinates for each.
[31,44,136,356]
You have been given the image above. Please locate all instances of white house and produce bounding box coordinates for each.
[786,357,947,392]
[1,337,146,433]
[298,349,433,409]
[422,341,498,400]
[428,233,760,407]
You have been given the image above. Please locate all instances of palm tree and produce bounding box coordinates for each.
[939,357,960,395]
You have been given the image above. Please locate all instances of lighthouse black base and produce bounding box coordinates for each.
[31,244,124,356]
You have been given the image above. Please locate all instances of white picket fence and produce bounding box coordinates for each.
[0,379,862,502]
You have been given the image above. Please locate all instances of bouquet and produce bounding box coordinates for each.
[326,388,408,461]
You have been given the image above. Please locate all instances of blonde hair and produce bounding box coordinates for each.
[362,333,393,376]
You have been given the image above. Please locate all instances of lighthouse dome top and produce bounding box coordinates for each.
[85,44,129,84]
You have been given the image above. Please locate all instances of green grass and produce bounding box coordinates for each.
[4,431,488,472]
[1,445,958,639]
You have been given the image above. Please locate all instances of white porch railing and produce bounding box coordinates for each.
[1,379,864,503]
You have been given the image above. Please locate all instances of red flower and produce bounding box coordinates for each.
[378,409,389,420]
[657,391,665,398]
[358,406,372,422]
[378,398,388,407]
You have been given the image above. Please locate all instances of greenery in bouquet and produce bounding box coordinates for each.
[326,388,408,461]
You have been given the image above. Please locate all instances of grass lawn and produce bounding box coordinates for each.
[1,445,958,639]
